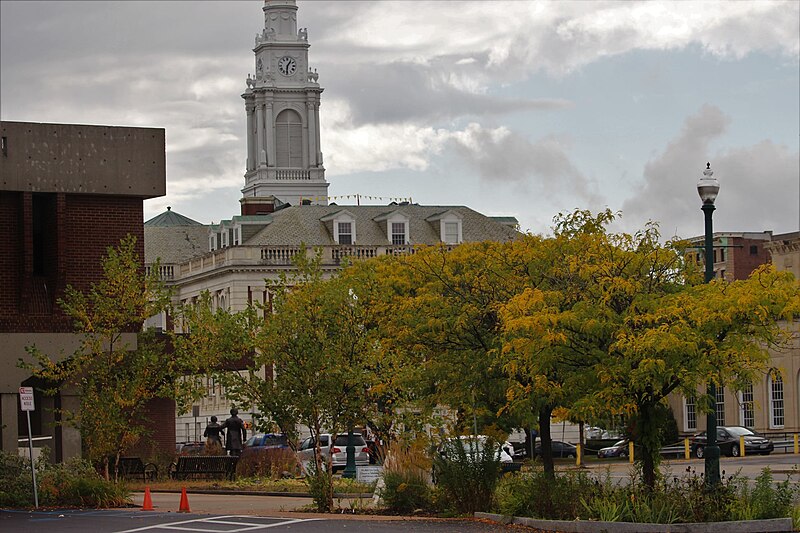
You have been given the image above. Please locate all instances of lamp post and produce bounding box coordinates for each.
[697,162,721,487]
[342,427,357,479]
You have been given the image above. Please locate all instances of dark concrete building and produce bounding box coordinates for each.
[0,121,169,460]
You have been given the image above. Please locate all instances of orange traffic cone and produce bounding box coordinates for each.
[178,487,191,513]
[141,486,154,511]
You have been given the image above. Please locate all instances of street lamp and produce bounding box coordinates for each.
[697,162,720,487]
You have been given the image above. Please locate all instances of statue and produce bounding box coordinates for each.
[203,416,225,451]
[298,27,308,40]
[221,408,247,457]
[246,73,255,89]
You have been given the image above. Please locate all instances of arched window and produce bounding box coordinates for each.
[768,369,784,429]
[275,109,303,167]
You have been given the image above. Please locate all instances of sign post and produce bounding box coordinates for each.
[19,387,38,508]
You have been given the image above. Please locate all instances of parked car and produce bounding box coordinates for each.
[691,426,773,458]
[297,433,370,472]
[178,442,205,456]
[598,439,629,458]
[534,440,578,458]
[241,433,290,458]
[434,435,520,480]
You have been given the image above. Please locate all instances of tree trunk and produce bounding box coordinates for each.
[523,426,533,459]
[636,401,660,491]
[538,404,554,478]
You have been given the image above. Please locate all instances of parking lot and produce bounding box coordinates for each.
[0,509,517,533]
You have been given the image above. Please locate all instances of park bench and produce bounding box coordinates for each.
[115,457,158,482]
[170,455,239,481]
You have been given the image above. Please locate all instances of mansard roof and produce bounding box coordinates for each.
[243,204,519,246]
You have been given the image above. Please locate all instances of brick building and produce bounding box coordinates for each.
[0,121,170,460]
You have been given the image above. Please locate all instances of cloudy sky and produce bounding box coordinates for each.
[1,0,798,237]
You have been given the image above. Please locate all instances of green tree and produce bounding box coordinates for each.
[368,241,534,440]
[500,211,799,488]
[21,235,201,479]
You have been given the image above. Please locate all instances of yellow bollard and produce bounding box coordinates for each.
[576,444,581,466]
[684,438,690,460]
[629,441,634,464]
[740,435,745,457]
[794,434,798,455]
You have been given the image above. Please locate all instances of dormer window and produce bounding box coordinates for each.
[444,222,459,244]
[337,222,353,244]
[426,210,463,244]
[391,222,407,245]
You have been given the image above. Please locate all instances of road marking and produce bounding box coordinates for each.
[114,515,319,533]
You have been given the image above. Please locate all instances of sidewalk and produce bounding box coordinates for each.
[128,491,409,520]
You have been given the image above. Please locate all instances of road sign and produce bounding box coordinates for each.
[19,387,34,411]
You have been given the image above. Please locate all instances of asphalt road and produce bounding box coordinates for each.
[579,451,799,483]
[0,510,518,533]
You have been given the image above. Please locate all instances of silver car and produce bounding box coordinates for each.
[297,433,370,473]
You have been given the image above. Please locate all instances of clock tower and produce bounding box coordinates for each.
[241,0,328,207]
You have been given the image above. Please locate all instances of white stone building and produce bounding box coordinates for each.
[143,1,520,444]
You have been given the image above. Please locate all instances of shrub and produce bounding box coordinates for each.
[380,443,431,513]
[39,457,129,507]
[432,436,502,514]
[304,460,334,512]
[236,448,298,479]
[0,451,33,507]
[495,466,599,519]
[728,467,797,521]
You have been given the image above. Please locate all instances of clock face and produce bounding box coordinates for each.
[278,56,297,76]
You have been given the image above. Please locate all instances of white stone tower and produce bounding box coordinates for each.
[241,0,328,207]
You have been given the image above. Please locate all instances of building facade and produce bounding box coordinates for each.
[668,231,800,437]
[0,121,172,460]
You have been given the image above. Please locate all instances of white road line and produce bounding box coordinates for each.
[114,515,319,533]
[113,515,240,533]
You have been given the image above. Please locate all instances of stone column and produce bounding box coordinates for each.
[307,101,317,167]
[245,102,255,171]
[265,102,275,167]
[0,393,19,454]
[314,101,323,165]
[39,395,57,463]
[59,392,81,460]
[255,99,266,168]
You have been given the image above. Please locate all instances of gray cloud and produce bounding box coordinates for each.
[322,61,571,125]
[446,124,602,207]
[621,105,799,238]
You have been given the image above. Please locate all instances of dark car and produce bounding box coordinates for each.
[534,440,577,458]
[241,433,290,457]
[598,439,629,459]
[691,426,773,458]
[178,442,205,455]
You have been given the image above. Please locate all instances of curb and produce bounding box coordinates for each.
[133,489,373,498]
[474,512,794,533]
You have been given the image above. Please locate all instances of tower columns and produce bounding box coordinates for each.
[265,102,275,167]
[307,101,317,168]
[255,96,266,167]
[245,102,255,171]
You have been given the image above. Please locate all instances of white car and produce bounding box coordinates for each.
[297,433,370,473]
[438,435,518,469]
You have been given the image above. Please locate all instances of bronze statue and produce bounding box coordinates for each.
[203,415,225,451]
[221,408,247,456]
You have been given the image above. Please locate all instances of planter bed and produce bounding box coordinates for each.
[474,512,793,533]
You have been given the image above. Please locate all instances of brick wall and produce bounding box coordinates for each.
[730,237,771,280]
[127,397,177,458]
[0,193,144,332]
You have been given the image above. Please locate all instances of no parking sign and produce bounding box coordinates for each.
[19,387,35,411]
